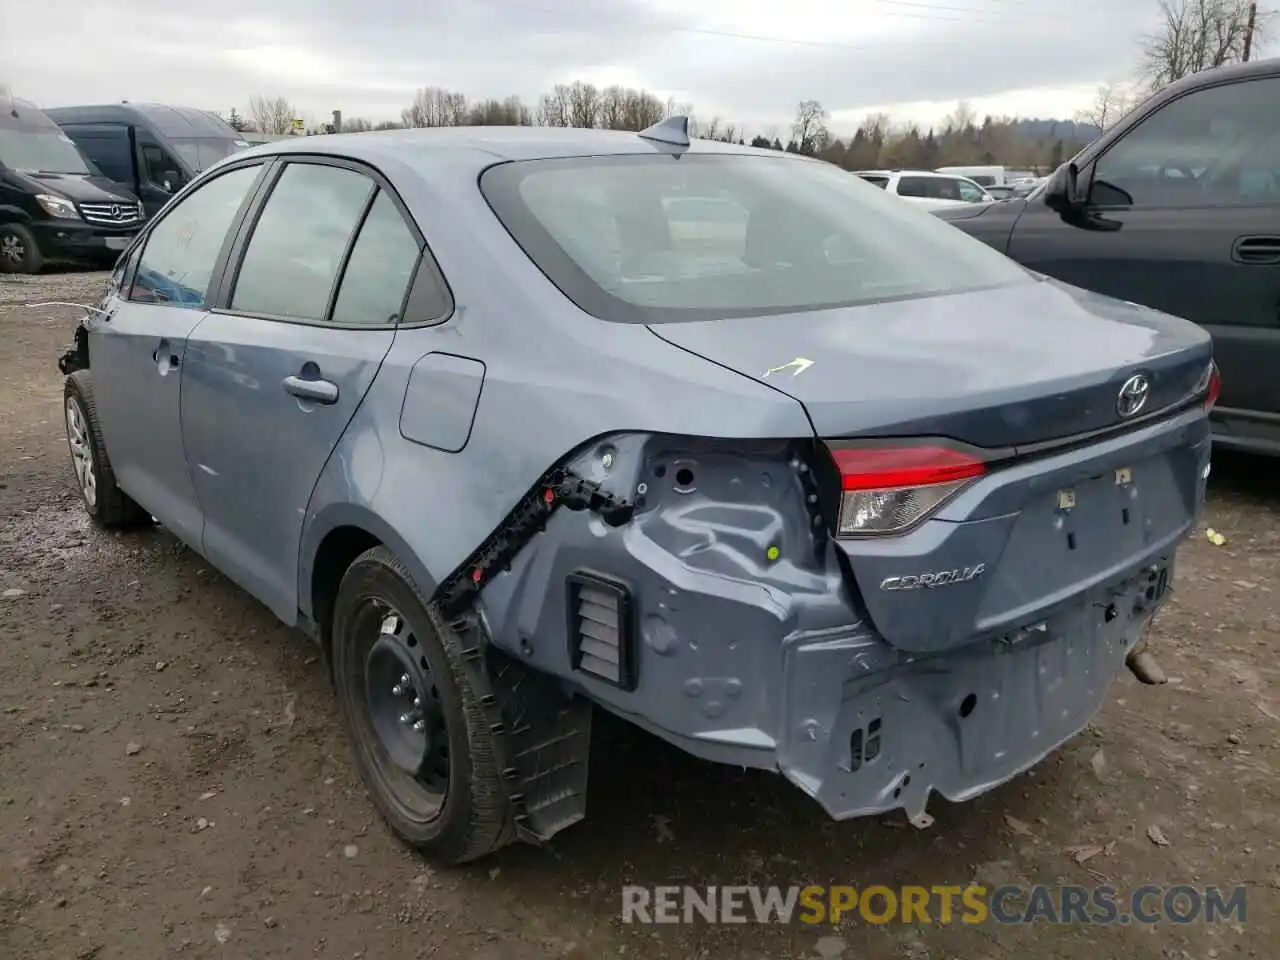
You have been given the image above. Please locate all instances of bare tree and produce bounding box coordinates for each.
[536,84,574,127]
[566,82,601,128]
[1075,82,1138,133]
[943,100,977,135]
[465,96,531,126]
[401,86,468,128]
[791,100,829,155]
[1141,0,1261,88]
[248,95,297,135]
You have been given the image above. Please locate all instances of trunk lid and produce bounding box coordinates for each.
[649,277,1214,653]
[647,277,1212,449]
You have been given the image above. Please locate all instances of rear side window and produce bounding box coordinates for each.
[331,191,422,325]
[481,154,1030,324]
[896,176,931,197]
[130,164,261,308]
[231,162,374,321]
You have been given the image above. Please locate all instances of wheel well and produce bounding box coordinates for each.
[311,525,382,671]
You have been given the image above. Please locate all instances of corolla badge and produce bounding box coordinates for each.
[880,563,985,591]
[1116,373,1151,418]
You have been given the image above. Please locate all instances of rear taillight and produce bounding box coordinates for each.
[827,445,986,537]
[1205,362,1221,411]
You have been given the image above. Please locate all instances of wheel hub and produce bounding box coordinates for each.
[1,234,23,263]
[364,612,448,791]
[66,398,97,508]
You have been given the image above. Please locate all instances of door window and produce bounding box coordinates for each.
[140,142,185,193]
[896,176,931,198]
[129,164,261,308]
[230,163,375,322]
[857,175,890,189]
[955,179,987,202]
[1090,77,1280,208]
[331,191,422,325]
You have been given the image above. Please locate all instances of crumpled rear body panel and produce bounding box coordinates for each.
[472,423,1202,823]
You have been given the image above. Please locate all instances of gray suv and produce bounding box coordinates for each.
[58,120,1217,864]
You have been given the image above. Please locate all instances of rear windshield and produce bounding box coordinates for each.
[481,154,1029,323]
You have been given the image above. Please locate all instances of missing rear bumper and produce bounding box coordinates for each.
[778,563,1170,822]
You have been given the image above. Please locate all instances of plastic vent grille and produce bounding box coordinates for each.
[566,572,635,690]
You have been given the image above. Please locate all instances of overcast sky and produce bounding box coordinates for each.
[1,0,1186,133]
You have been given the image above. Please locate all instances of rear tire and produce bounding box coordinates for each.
[0,224,43,274]
[64,371,152,527]
[331,547,513,865]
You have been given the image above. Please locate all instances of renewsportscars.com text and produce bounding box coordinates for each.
[621,884,1247,926]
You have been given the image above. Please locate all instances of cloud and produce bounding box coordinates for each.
[2,0,1162,130]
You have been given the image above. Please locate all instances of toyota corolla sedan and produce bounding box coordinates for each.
[57,118,1218,864]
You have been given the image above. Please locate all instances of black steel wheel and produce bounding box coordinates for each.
[332,546,513,864]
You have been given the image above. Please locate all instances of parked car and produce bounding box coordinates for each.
[936,57,1280,456]
[855,169,994,209]
[936,165,1039,188]
[0,96,143,273]
[47,103,250,217]
[57,119,1216,864]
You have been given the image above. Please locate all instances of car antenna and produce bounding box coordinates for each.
[639,115,690,148]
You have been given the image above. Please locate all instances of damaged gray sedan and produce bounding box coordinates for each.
[58,118,1219,864]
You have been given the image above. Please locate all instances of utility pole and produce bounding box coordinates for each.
[1243,1,1258,61]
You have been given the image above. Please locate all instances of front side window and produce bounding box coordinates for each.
[231,162,375,322]
[170,137,250,173]
[331,191,422,325]
[956,179,987,202]
[129,164,261,308]
[857,175,890,189]
[1091,77,1280,208]
[141,142,184,192]
[481,154,1031,324]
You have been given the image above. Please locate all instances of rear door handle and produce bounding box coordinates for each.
[283,375,338,405]
[1232,235,1280,265]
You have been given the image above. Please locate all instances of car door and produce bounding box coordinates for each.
[1005,74,1280,423]
[179,158,423,622]
[87,161,267,548]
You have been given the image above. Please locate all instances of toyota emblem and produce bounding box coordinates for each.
[1116,374,1151,418]
[109,204,121,218]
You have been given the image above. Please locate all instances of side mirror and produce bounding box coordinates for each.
[1043,162,1082,214]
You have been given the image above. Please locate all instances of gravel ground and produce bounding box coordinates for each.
[1,270,1277,960]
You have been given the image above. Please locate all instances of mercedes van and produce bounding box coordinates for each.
[1,96,143,273]
[47,103,250,216]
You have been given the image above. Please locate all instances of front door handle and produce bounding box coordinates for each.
[152,338,179,374]
[283,375,338,405]
[1232,235,1280,265]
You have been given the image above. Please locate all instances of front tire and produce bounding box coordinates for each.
[64,371,152,527]
[0,224,43,274]
[332,547,513,865]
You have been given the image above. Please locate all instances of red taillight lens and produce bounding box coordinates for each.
[1205,363,1221,411]
[827,445,986,537]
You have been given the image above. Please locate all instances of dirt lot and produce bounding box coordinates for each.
[1,270,1277,960]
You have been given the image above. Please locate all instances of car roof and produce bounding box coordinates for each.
[44,102,238,138]
[232,125,804,174]
[856,169,971,179]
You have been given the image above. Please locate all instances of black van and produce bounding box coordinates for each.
[936,58,1280,457]
[47,103,250,217]
[0,97,143,274]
